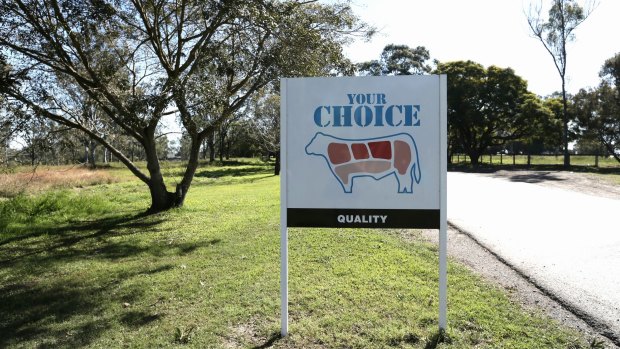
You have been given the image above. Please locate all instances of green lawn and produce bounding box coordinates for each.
[0,160,598,348]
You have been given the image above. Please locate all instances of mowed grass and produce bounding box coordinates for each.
[0,160,596,348]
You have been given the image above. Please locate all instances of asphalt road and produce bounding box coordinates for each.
[448,172,620,342]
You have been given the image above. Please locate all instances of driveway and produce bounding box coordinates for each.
[448,171,620,341]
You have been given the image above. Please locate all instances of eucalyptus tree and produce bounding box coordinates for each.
[248,90,281,174]
[0,54,17,165]
[572,53,620,163]
[435,60,551,166]
[526,0,595,167]
[0,0,371,212]
[357,44,432,76]
[541,95,565,153]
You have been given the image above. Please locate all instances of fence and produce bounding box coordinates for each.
[450,153,619,168]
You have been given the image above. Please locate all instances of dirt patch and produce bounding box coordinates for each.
[221,317,280,349]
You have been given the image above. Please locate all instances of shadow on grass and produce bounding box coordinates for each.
[120,311,163,329]
[251,331,282,349]
[1,215,223,269]
[1,212,147,245]
[388,333,421,346]
[0,211,223,347]
[0,212,162,265]
[424,329,452,349]
[0,264,172,347]
[385,329,450,349]
[193,165,273,179]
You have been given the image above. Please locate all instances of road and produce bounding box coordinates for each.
[448,171,620,342]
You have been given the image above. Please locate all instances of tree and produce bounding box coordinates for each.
[601,52,620,90]
[572,54,620,163]
[541,95,566,153]
[519,93,559,164]
[249,91,281,174]
[435,60,551,165]
[357,44,432,76]
[527,0,595,167]
[0,0,371,212]
[1,54,21,166]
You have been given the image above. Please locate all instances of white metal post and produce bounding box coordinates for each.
[280,79,289,337]
[438,74,448,330]
[280,226,288,337]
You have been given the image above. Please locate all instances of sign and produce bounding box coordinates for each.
[282,76,444,229]
[279,75,447,336]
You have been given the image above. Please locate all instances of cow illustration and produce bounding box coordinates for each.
[305,132,421,193]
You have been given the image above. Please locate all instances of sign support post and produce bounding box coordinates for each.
[280,225,288,337]
[439,74,448,330]
[280,79,289,337]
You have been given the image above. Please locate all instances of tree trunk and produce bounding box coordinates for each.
[468,151,480,167]
[603,141,620,164]
[207,130,215,162]
[561,79,570,168]
[144,134,201,212]
[201,139,208,160]
[143,135,177,212]
[218,128,225,162]
[88,139,97,168]
[274,150,280,175]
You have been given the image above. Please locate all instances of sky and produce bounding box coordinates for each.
[340,0,620,97]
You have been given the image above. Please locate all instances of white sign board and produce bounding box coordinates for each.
[281,75,445,229]
[279,75,447,337]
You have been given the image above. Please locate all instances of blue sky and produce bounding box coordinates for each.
[341,0,619,96]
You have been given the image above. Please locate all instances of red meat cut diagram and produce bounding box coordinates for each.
[305,132,421,193]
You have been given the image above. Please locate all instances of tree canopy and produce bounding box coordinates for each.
[0,0,371,211]
[357,44,432,76]
[572,53,620,163]
[601,52,620,89]
[435,60,551,165]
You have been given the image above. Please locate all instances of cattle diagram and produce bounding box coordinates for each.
[305,132,421,194]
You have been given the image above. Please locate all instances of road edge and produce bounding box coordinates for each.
[415,223,619,348]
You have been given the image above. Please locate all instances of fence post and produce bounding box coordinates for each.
[595,153,599,168]
[490,153,492,164]
[500,153,503,165]
[513,153,516,166]
[527,153,531,167]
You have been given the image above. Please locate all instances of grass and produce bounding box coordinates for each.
[0,165,119,198]
[451,154,620,168]
[450,154,620,187]
[0,159,601,348]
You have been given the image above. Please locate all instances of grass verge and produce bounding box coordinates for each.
[0,160,598,348]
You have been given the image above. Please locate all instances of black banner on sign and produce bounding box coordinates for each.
[287,208,440,229]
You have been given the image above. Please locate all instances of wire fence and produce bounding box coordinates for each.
[450,153,620,168]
